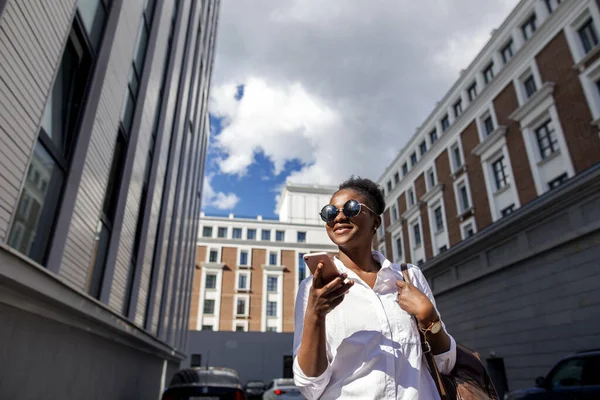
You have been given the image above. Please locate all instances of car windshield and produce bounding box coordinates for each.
[170,369,240,386]
[247,382,264,388]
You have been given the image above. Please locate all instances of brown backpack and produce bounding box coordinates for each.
[401,264,499,400]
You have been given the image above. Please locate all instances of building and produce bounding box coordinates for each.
[0,1,219,398]
[376,0,600,396]
[189,184,338,333]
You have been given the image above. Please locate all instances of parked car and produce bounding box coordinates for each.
[504,350,600,399]
[162,367,247,400]
[262,378,303,400]
[244,380,265,399]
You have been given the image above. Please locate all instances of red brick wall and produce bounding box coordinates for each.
[398,192,407,215]
[249,249,265,331]
[415,174,433,260]
[188,246,207,330]
[219,247,237,331]
[461,121,493,230]
[536,31,600,173]
[435,151,461,246]
[281,250,296,333]
[493,82,538,207]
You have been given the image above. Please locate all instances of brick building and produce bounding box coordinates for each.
[376,0,600,266]
[0,1,219,398]
[190,184,338,333]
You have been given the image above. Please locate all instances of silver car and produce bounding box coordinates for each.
[262,378,304,400]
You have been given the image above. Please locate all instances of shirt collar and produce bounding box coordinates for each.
[332,250,397,277]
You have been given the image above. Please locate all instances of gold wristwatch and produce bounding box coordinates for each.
[419,317,442,335]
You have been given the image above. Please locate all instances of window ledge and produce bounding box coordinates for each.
[537,149,562,167]
[421,183,444,203]
[235,314,250,319]
[237,264,252,269]
[413,244,422,250]
[493,183,511,196]
[401,203,421,221]
[434,229,445,236]
[262,264,285,272]
[386,217,403,233]
[236,288,251,293]
[457,206,475,221]
[202,262,226,270]
[451,164,467,180]
[509,82,555,122]
[472,126,507,157]
[573,44,600,72]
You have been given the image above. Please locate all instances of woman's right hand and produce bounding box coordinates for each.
[306,263,354,320]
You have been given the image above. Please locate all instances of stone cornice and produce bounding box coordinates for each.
[509,82,555,122]
[421,183,444,204]
[472,126,507,157]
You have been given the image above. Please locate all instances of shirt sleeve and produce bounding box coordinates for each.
[292,276,333,400]
[409,265,457,375]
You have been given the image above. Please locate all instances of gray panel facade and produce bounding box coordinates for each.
[0,0,220,397]
[422,165,600,394]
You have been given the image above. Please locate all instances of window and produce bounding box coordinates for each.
[267,326,277,332]
[483,62,494,84]
[535,119,559,159]
[578,18,599,54]
[522,14,537,41]
[549,358,586,388]
[9,23,93,265]
[240,250,249,266]
[408,188,415,206]
[298,252,306,284]
[501,204,516,217]
[441,115,450,132]
[545,0,561,14]
[391,205,398,222]
[410,152,418,167]
[439,245,448,253]
[430,129,438,144]
[201,325,213,331]
[267,276,278,292]
[463,223,475,238]
[434,206,444,232]
[458,182,470,212]
[247,229,256,240]
[205,274,217,289]
[235,325,245,332]
[395,237,403,259]
[492,156,509,190]
[387,180,392,192]
[276,230,285,241]
[468,82,478,102]
[203,299,215,314]
[238,274,248,290]
[453,99,463,118]
[394,172,400,184]
[236,298,247,315]
[232,228,242,239]
[209,249,218,263]
[269,252,278,265]
[297,231,306,243]
[524,75,537,98]
[267,301,277,316]
[451,143,463,170]
[78,0,111,51]
[548,173,569,189]
[417,260,424,266]
[402,163,409,176]
[202,226,213,237]
[261,230,271,241]
[427,167,436,189]
[413,223,422,247]
[217,227,227,238]
[501,40,514,64]
[484,115,495,136]
[415,142,426,158]
[190,354,202,367]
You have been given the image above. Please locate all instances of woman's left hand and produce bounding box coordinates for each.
[395,278,437,326]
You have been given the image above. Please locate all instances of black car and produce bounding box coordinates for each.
[162,367,247,400]
[244,380,265,399]
[505,350,600,399]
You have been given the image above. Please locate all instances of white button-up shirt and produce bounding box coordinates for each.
[293,251,456,399]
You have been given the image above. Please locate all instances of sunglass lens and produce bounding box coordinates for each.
[343,200,361,218]
[320,205,338,222]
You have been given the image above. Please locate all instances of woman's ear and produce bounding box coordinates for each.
[374,216,382,231]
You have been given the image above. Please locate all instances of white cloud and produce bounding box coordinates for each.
[210,0,521,191]
[201,175,240,210]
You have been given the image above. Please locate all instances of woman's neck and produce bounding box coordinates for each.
[338,244,380,273]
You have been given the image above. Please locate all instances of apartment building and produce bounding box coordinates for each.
[190,184,338,333]
[377,0,600,265]
[0,1,219,398]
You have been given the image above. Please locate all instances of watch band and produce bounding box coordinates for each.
[419,317,441,334]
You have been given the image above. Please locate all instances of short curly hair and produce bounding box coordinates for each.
[337,176,386,215]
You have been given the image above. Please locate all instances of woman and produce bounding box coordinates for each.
[293,177,456,399]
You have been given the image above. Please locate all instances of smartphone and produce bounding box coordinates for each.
[303,252,341,283]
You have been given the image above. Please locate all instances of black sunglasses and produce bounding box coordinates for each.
[319,199,376,223]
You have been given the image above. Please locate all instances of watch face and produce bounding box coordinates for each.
[431,321,442,334]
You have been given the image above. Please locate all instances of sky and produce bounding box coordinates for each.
[202,0,521,219]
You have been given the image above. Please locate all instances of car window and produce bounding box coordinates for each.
[550,358,584,387]
[582,356,600,386]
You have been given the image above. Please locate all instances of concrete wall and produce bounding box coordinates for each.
[183,331,294,386]
[422,164,600,396]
